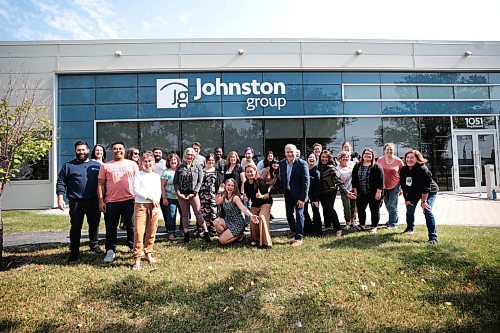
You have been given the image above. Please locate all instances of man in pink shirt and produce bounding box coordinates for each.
[98,142,139,263]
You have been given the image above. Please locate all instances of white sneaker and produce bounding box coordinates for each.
[335,230,343,237]
[369,227,378,234]
[103,250,115,263]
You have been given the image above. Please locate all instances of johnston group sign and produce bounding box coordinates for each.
[157,78,287,111]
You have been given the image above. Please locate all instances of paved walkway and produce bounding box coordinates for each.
[4,192,500,248]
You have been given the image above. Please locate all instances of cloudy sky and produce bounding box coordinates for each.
[0,0,499,41]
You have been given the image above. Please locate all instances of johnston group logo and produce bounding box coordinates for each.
[157,79,189,109]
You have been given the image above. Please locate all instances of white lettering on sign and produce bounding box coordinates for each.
[465,117,484,129]
[157,77,287,111]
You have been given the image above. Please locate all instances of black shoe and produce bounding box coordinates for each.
[258,245,272,250]
[67,253,79,264]
[183,231,190,243]
[203,231,211,242]
[91,246,103,254]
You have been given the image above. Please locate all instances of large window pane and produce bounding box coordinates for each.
[344,117,383,158]
[265,119,304,160]
[14,154,49,180]
[96,122,139,156]
[419,117,452,190]
[140,121,179,155]
[490,86,500,99]
[344,85,380,99]
[223,119,263,159]
[305,118,344,154]
[382,118,420,157]
[181,120,222,157]
[454,86,489,99]
[381,85,417,99]
[418,86,453,99]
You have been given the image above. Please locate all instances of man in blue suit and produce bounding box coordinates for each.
[280,144,310,246]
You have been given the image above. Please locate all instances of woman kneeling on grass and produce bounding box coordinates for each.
[213,178,259,245]
[131,151,162,271]
[400,149,439,244]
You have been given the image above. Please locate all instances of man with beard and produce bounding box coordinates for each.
[152,147,167,176]
[56,140,103,263]
[98,141,139,263]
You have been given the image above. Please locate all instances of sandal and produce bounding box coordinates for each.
[145,254,157,264]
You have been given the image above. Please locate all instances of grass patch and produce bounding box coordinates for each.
[1,223,499,332]
[2,210,70,233]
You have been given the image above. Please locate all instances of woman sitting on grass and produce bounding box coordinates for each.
[131,151,161,271]
[213,178,259,245]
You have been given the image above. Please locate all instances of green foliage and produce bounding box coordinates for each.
[0,89,53,195]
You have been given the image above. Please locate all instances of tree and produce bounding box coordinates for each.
[0,74,54,265]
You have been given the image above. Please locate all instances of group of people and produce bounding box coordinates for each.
[56,139,439,269]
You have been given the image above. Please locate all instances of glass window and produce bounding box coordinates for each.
[381,85,417,99]
[418,86,453,99]
[13,154,49,180]
[344,85,380,99]
[454,86,489,99]
[344,117,383,158]
[381,118,420,157]
[96,122,139,157]
[181,120,222,157]
[140,121,180,155]
[489,86,500,99]
[265,119,304,159]
[223,119,263,159]
[305,118,344,154]
[419,117,452,191]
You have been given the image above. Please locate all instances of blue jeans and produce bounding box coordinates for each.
[161,198,178,233]
[285,191,305,240]
[384,184,400,227]
[405,192,437,241]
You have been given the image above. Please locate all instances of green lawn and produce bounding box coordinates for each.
[2,210,71,233]
[0,215,499,332]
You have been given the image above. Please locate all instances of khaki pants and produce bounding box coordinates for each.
[250,204,272,247]
[133,203,159,259]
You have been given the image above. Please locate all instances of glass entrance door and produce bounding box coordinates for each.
[452,130,499,192]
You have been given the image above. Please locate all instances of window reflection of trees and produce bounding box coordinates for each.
[224,120,263,159]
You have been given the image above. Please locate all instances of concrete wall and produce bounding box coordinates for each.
[1,38,499,209]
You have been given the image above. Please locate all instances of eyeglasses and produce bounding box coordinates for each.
[133,152,140,156]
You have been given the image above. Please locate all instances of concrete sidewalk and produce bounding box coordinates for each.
[4,192,499,248]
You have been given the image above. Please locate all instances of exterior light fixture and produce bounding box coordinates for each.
[464,51,472,57]
[238,49,245,55]
[355,49,363,55]
[114,50,122,56]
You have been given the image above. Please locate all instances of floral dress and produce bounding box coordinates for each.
[199,169,217,223]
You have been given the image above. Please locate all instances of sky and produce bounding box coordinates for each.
[0,0,499,42]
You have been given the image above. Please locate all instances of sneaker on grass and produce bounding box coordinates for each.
[402,229,414,235]
[103,250,115,263]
